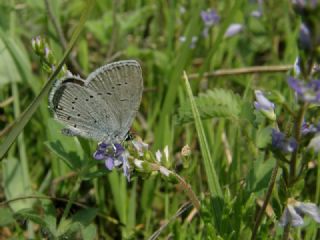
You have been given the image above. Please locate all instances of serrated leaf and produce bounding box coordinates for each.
[178,89,242,124]
[256,127,272,149]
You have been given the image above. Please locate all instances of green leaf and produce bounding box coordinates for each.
[45,140,82,170]
[183,73,223,229]
[246,157,275,194]
[118,5,155,32]
[2,157,33,211]
[240,101,255,125]
[71,208,98,226]
[58,208,98,239]
[83,169,107,180]
[14,198,58,238]
[0,207,15,226]
[178,89,242,124]
[15,207,55,239]
[0,39,21,85]
[256,127,272,149]
[0,33,33,86]
[82,224,97,240]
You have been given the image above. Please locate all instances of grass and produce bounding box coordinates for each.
[0,0,319,239]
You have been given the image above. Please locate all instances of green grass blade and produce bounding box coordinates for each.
[0,0,95,159]
[183,71,223,197]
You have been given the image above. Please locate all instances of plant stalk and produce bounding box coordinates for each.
[251,160,279,240]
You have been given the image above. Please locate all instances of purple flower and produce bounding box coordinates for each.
[254,90,276,120]
[288,77,320,103]
[201,9,220,38]
[224,23,244,38]
[294,57,301,76]
[279,198,320,227]
[272,129,297,153]
[299,23,312,50]
[93,142,130,181]
[301,121,320,135]
[200,9,220,27]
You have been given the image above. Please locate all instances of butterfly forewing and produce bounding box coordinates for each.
[50,79,120,141]
[85,60,143,140]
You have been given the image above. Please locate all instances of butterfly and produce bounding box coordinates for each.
[49,60,143,144]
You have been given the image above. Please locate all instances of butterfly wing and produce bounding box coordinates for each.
[85,60,143,141]
[49,77,120,141]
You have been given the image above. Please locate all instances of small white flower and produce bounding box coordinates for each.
[133,159,144,169]
[132,139,148,156]
[44,47,50,58]
[308,134,320,152]
[181,144,191,157]
[179,6,186,14]
[163,145,169,162]
[155,146,169,163]
[251,10,262,18]
[159,166,171,177]
[156,150,162,162]
[279,198,320,227]
[179,36,187,43]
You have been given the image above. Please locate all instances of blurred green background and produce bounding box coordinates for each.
[0,0,308,239]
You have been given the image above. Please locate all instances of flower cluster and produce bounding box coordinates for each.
[93,142,130,181]
[31,36,68,77]
[271,129,297,153]
[288,77,320,103]
[200,9,220,28]
[200,9,244,39]
[92,138,178,181]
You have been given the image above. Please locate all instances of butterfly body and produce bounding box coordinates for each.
[49,60,143,143]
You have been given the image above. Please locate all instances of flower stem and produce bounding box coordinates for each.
[57,163,90,230]
[289,103,307,185]
[251,160,279,240]
[171,171,201,210]
[188,65,292,79]
[151,163,201,210]
[58,176,82,226]
[282,224,291,240]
